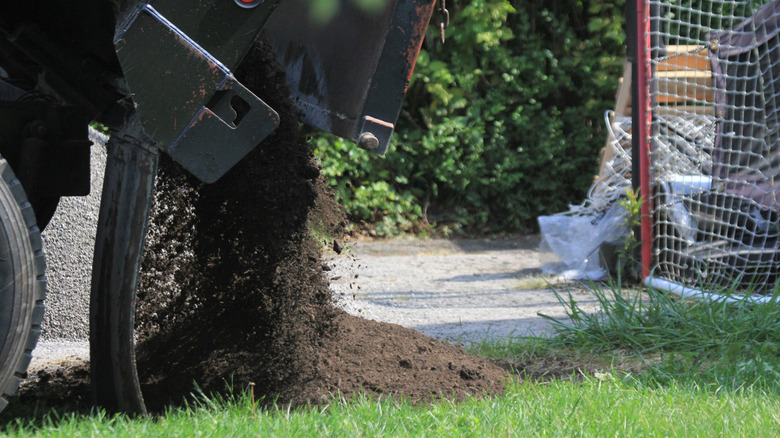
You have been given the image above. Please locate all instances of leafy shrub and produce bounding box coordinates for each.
[313,0,626,236]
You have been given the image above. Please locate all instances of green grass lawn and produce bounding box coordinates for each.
[4,379,780,437]
[5,283,780,436]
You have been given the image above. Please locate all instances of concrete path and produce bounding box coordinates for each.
[327,236,600,344]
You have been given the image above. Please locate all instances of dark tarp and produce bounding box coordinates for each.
[710,0,780,210]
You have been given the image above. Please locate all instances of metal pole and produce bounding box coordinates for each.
[636,0,653,279]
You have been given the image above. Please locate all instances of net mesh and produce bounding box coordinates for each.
[648,0,780,292]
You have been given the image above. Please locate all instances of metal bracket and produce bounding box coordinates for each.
[357,116,395,155]
[169,77,280,183]
[114,5,279,183]
[264,0,436,157]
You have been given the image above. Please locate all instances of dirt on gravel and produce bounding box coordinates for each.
[125,38,510,412]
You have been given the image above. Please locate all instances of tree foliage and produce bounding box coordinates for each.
[314,0,627,235]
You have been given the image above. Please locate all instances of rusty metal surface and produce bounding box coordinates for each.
[264,0,436,155]
[166,77,280,183]
[114,4,279,183]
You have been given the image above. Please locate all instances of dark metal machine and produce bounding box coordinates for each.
[0,0,437,414]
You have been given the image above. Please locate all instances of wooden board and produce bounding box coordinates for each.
[656,45,710,72]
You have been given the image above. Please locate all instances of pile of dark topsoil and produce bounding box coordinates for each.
[9,39,509,415]
[132,39,509,411]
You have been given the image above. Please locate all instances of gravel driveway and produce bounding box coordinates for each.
[327,237,598,344]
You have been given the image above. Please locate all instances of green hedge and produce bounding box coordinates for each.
[313,0,626,236]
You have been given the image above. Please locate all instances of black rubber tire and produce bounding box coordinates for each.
[90,124,157,415]
[0,156,46,414]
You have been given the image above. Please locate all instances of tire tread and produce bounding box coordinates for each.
[0,155,47,413]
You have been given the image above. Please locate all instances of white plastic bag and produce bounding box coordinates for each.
[538,202,628,280]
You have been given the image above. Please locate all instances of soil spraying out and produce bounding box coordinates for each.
[130,39,509,411]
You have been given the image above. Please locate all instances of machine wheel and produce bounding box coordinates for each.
[90,117,157,415]
[0,156,46,413]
